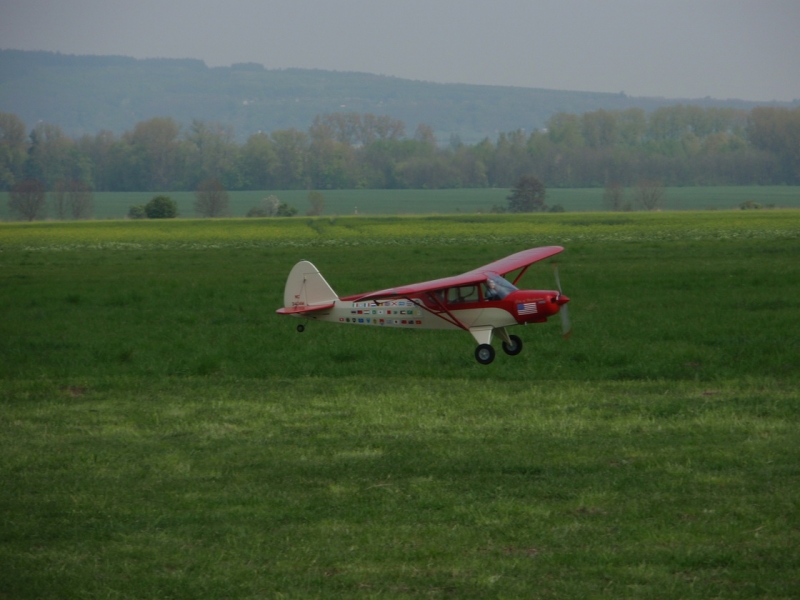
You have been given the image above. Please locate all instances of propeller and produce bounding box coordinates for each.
[553,263,572,339]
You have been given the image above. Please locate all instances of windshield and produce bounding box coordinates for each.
[484,273,517,300]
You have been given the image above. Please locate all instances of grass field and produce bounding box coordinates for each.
[1,212,799,598]
[1,186,800,220]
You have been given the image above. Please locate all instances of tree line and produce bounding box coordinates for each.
[1,106,799,198]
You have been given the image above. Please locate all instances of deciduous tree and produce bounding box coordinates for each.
[9,179,47,221]
[240,132,277,189]
[0,112,26,189]
[634,179,665,211]
[361,114,405,144]
[507,175,547,212]
[271,129,308,189]
[124,117,180,190]
[264,195,280,216]
[23,122,88,188]
[414,123,437,148]
[52,179,93,219]
[616,108,647,147]
[183,120,240,189]
[748,107,800,183]
[547,113,583,148]
[602,181,626,211]
[582,109,617,148]
[194,178,229,217]
[308,123,357,189]
[306,190,325,216]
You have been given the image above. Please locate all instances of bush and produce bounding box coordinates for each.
[247,195,280,217]
[144,195,177,219]
[246,206,268,217]
[276,202,298,217]
[739,200,762,210]
[128,204,146,219]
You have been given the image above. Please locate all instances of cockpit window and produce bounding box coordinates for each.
[483,273,517,300]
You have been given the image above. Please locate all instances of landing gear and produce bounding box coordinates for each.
[472,328,524,364]
[296,324,305,333]
[502,334,523,356]
[475,344,496,365]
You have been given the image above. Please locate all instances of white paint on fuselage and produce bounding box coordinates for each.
[301,299,518,331]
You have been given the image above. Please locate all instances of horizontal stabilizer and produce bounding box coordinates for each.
[276,302,335,315]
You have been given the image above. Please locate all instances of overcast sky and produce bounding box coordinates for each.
[2,0,798,102]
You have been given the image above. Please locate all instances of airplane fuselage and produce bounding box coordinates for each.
[300,289,564,332]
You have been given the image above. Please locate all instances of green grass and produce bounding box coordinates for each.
[1,186,799,220]
[1,212,799,598]
[3,378,798,598]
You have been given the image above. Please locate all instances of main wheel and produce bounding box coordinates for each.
[475,343,496,365]
[297,324,305,333]
[502,334,523,356]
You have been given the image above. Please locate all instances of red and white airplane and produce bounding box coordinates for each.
[277,246,570,364]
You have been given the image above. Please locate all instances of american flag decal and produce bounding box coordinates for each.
[517,302,538,315]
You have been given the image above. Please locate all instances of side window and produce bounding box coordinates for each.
[447,285,479,304]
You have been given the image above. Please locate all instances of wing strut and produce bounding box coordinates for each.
[393,293,469,331]
[510,265,531,286]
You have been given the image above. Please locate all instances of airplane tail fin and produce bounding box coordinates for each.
[281,260,338,311]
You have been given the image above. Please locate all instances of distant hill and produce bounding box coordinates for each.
[1,49,797,144]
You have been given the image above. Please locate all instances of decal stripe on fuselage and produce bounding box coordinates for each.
[305,299,518,331]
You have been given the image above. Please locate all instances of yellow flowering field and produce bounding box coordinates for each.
[1,210,799,251]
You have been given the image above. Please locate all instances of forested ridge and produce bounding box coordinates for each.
[2,50,799,194]
[4,49,791,145]
[1,104,799,195]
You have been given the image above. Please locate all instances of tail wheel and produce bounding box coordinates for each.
[475,344,495,365]
[502,334,523,356]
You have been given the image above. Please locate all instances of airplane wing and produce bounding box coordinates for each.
[343,246,563,302]
[473,246,564,278]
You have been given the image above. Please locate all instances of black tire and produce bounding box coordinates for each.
[475,344,495,365]
[297,324,305,333]
[502,334,523,356]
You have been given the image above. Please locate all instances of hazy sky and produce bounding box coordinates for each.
[2,0,798,102]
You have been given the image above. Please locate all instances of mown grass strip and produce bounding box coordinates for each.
[1,377,798,598]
